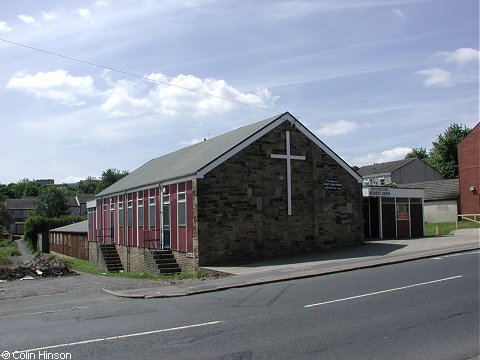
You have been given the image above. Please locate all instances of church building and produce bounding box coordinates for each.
[87,112,364,273]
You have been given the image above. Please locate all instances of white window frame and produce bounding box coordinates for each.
[177,192,187,226]
[148,196,156,228]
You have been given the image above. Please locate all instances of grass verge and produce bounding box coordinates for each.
[0,236,21,266]
[425,221,480,237]
[55,254,212,281]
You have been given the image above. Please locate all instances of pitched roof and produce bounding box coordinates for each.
[357,158,416,176]
[97,112,362,197]
[5,198,36,210]
[399,178,459,201]
[50,220,87,233]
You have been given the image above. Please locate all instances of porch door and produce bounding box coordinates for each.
[110,208,115,244]
[162,195,171,250]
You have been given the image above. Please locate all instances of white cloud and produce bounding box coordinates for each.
[391,8,406,19]
[417,67,452,87]
[94,0,110,7]
[63,176,86,183]
[6,70,96,106]
[17,14,36,25]
[75,8,91,18]
[101,80,151,117]
[179,138,204,146]
[435,48,479,65]
[316,120,358,136]
[101,72,275,117]
[0,20,12,32]
[42,11,58,21]
[147,73,275,116]
[355,147,412,166]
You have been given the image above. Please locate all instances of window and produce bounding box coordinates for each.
[118,200,124,226]
[178,192,186,226]
[137,199,144,227]
[127,200,133,227]
[103,199,107,212]
[396,204,409,220]
[149,197,156,227]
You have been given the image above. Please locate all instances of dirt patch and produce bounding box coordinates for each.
[0,256,77,281]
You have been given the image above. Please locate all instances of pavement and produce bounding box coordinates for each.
[104,228,479,299]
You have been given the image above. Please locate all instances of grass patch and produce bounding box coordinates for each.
[0,236,21,266]
[55,254,212,281]
[425,221,480,236]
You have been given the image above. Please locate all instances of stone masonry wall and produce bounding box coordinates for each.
[196,121,364,266]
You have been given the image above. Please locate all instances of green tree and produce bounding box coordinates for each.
[78,176,100,194]
[405,147,429,161]
[0,194,12,227]
[96,169,129,193]
[33,186,70,218]
[428,124,471,179]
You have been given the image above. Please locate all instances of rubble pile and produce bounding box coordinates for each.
[0,256,78,281]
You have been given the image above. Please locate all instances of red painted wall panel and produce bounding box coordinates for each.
[187,181,194,253]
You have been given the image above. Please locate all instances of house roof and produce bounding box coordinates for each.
[50,220,88,233]
[97,112,362,197]
[76,193,95,204]
[399,178,459,201]
[357,158,416,177]
[5,198,36,210]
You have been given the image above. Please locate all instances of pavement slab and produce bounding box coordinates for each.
[104,231,479,299]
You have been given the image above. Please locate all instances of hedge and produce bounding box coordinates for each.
[24,215,86,250]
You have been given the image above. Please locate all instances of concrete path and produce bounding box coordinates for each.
[12,238,35,265]
[105,230,479,299]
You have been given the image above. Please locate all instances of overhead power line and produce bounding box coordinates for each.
[0,37,278,114]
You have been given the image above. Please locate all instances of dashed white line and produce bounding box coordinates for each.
[13,320,224,353]
[304,275,463,308]
[0,307,88,319]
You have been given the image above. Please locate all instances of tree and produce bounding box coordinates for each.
[33,187,70,218]
[405,147,429,160]
[404,123,471,179]
[96,169,129,193]
[0,194,12,227]
[78,176,100,194]
[428,124,471,179]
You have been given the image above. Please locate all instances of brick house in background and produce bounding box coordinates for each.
[458,122,479,216]
[5,198,36,234]
[87,112,364,273]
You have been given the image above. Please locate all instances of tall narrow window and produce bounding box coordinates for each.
[149,197,156,227]
[118,199,124,226]
[127,200,133,227]
[178,192,186,226]
[137,199,144,227]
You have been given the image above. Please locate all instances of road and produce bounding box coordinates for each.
[0,251,478,360]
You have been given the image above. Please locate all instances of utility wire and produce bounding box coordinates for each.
[0,38,279,114]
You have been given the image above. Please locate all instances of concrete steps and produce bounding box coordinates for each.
[151,250,181,274]
[100,244,123,272]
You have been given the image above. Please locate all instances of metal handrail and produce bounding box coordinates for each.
[456,214,480,229]
[144,229,161,250]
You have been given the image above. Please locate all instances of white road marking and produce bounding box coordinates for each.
[431,250,480,260]
[13,320,224,353]
[304,275,463,308]
[0,307,88,319]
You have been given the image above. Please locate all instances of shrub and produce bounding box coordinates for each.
[24,215,86,250]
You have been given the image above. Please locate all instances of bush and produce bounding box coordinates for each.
[24,215,86,250]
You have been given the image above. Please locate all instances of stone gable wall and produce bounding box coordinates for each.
[196,121,364,265]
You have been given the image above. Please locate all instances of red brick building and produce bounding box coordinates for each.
[458,122,480,215]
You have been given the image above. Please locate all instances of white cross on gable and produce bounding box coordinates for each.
[271,130,306,215]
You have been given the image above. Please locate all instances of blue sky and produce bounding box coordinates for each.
[1,0,478,184]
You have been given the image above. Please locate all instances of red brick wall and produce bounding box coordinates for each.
[458,123,480,214]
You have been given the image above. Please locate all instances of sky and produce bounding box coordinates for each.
[1,0,478,184]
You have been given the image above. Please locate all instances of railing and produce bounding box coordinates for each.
[144,229,162,250]
[94,228,112,244]
[456,214,480,229]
